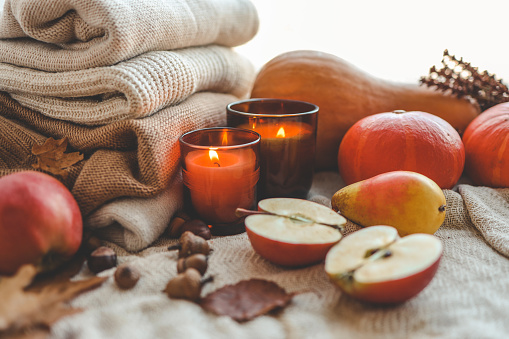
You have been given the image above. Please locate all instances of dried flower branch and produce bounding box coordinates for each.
[420,49,509,111]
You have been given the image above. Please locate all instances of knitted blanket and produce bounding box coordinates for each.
[0,0,259,72]
[0,45,254,125]
[47,174,509,339]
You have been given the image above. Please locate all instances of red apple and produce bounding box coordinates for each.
[325,225,442,304]
[244,198,345,267]
[0,171,83,275]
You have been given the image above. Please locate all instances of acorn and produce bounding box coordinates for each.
[87,246,117,274]
[168,231,211,258]
[163,268,213,302]
[177,253,208,276]
[114,263,141,289]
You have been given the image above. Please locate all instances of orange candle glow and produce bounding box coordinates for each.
[180,128,260,232]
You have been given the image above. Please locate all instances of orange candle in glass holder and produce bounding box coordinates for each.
[180,128,260,235]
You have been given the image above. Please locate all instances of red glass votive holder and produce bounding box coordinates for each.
[179,127,260,235]
[227,98,318,200]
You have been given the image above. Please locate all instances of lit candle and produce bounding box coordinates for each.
[184,147,257,224]
[227,99,318,199]
[180,128,260,233]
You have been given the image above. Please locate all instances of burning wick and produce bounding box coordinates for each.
[276,126,285,138]
[209,149,221,167]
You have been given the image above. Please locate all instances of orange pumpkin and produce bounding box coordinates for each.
[338,110,465,189]
[250,50,479,170]
[462,103,509,187]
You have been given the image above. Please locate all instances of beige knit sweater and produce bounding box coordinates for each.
[0,0,259,71]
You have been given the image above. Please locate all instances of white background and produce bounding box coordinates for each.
[1,0,507,84]
[237,0,509,84]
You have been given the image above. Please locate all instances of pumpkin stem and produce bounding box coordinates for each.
[438,204,446,213]
[392,110,406,114]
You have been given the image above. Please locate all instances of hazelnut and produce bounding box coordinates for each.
[114,263,140,289]
[180,219,211,240]
[166,214,211,240]
[87,246,117,274]
[166,212,190,238]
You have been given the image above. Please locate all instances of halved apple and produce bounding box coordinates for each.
[325,225,442,304]
[243,198,345,267]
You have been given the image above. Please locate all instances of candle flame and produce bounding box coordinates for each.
[276,126,286,138]
[209,148,220,167]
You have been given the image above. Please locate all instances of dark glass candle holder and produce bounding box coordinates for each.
[179,127,260,235]
[227,98,318,200]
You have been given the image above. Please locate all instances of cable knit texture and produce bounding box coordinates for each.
[0,45,255,125]
[0,0,259,71]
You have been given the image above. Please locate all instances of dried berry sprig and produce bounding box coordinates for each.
[420,49,509,111]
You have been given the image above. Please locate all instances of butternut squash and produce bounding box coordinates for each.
[250,50,480,170]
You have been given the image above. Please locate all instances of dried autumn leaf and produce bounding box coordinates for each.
[31,137,83,178]
[199,279,296,322]
[0,264,106,339]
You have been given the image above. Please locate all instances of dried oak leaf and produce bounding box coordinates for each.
[199,279,296,322]
[0,265,106,339]
[31,137,83,179]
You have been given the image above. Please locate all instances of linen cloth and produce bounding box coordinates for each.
[0,0,259,72]
[48,172,509,339]
[0,91,238,251]
[0,45,254,125]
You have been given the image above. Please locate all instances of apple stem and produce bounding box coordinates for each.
[235,208,344,232]
[235,208,266,218]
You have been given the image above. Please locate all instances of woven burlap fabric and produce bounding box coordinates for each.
[0,91,240,250]
[0,0,259,72]
[0,45,254,125]
[47,180,509,339]
[458,185,509,257]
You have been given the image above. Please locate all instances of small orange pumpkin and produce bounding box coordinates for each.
[462,102,509,187]
[338,110,465,189]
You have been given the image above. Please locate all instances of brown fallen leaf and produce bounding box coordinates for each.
[199,279,296,322]
[31,137,83,178]
[0,264,106,339]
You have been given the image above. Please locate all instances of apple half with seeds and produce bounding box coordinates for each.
[325,225,443,304]
[242,198,346,267]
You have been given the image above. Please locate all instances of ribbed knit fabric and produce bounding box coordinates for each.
[0,91,237,250]
[0,45,254,125]
[0,0,259,72]
[47,178,509,339]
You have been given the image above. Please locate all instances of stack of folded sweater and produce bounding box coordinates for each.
[0,0,259,251]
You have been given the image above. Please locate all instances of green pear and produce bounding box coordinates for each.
[331,171,446,236]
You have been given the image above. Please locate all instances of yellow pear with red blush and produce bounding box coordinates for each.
[331,171,447,236]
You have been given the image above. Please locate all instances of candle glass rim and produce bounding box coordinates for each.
[227,98,319,118]
[179,127,261,150]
